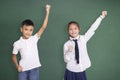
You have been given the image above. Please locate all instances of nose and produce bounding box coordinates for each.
[26,31,31,35]
[72,30,75,33]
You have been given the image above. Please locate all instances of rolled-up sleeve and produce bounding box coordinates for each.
[63,44,72,63]
[12,43,19,55]
[33,34,41,43]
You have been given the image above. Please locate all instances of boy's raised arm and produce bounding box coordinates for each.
[37,4,51,38]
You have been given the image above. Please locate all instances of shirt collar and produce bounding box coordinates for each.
[20,36,30,41]
[69,35,80,41]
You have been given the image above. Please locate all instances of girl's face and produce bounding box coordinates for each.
[20,25,34,39]
[68,24,80,38]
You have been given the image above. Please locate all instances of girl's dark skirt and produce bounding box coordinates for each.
[64,69,87,80]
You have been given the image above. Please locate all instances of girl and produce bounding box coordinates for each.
[63,11,107,80]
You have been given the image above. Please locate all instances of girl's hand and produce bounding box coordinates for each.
[17,65,23,72]
[46,4,51,13]
[68,45,73,52]
[102,11,107,18]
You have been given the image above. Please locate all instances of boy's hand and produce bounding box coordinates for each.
[102,11,107,18]
[46,4,51,13]
[37,4,51,38]
[17,65,23,72]
[68,45,73,52]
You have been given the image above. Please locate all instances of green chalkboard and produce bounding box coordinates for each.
[0,0,120,80]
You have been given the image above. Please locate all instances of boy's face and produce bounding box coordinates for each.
[20,25,34,39]
[68,24,80,38]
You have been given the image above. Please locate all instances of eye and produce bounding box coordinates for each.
[25,28,28,30]
[30,29,33,31]
[75,27,79,30]
[69,28,73,31]
[75,28,77,30]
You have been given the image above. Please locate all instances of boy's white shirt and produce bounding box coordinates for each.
[13,34,41,71]
[64,15,104,72]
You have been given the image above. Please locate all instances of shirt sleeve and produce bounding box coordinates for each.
[12,42,19,55]
[33,34,41,42]
[84,15,104,42]
[63,44,72,63]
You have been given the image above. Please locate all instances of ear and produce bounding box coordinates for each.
[78,28,80,31]
[20,27,23,32]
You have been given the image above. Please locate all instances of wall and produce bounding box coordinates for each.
[0,0,120,80]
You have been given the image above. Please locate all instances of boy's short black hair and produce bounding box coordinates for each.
[68,21,80,30]
[21,19,34,27]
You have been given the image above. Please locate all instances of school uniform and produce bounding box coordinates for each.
[64,15,104,80]
[12,34,41,80]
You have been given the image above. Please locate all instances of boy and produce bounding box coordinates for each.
[12,4,51,80]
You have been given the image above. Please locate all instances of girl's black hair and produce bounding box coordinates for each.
[21,19,34,27]
[68,21,80,30]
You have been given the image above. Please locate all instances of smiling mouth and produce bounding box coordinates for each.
[25,34,31,36]
[72,33,76,35]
